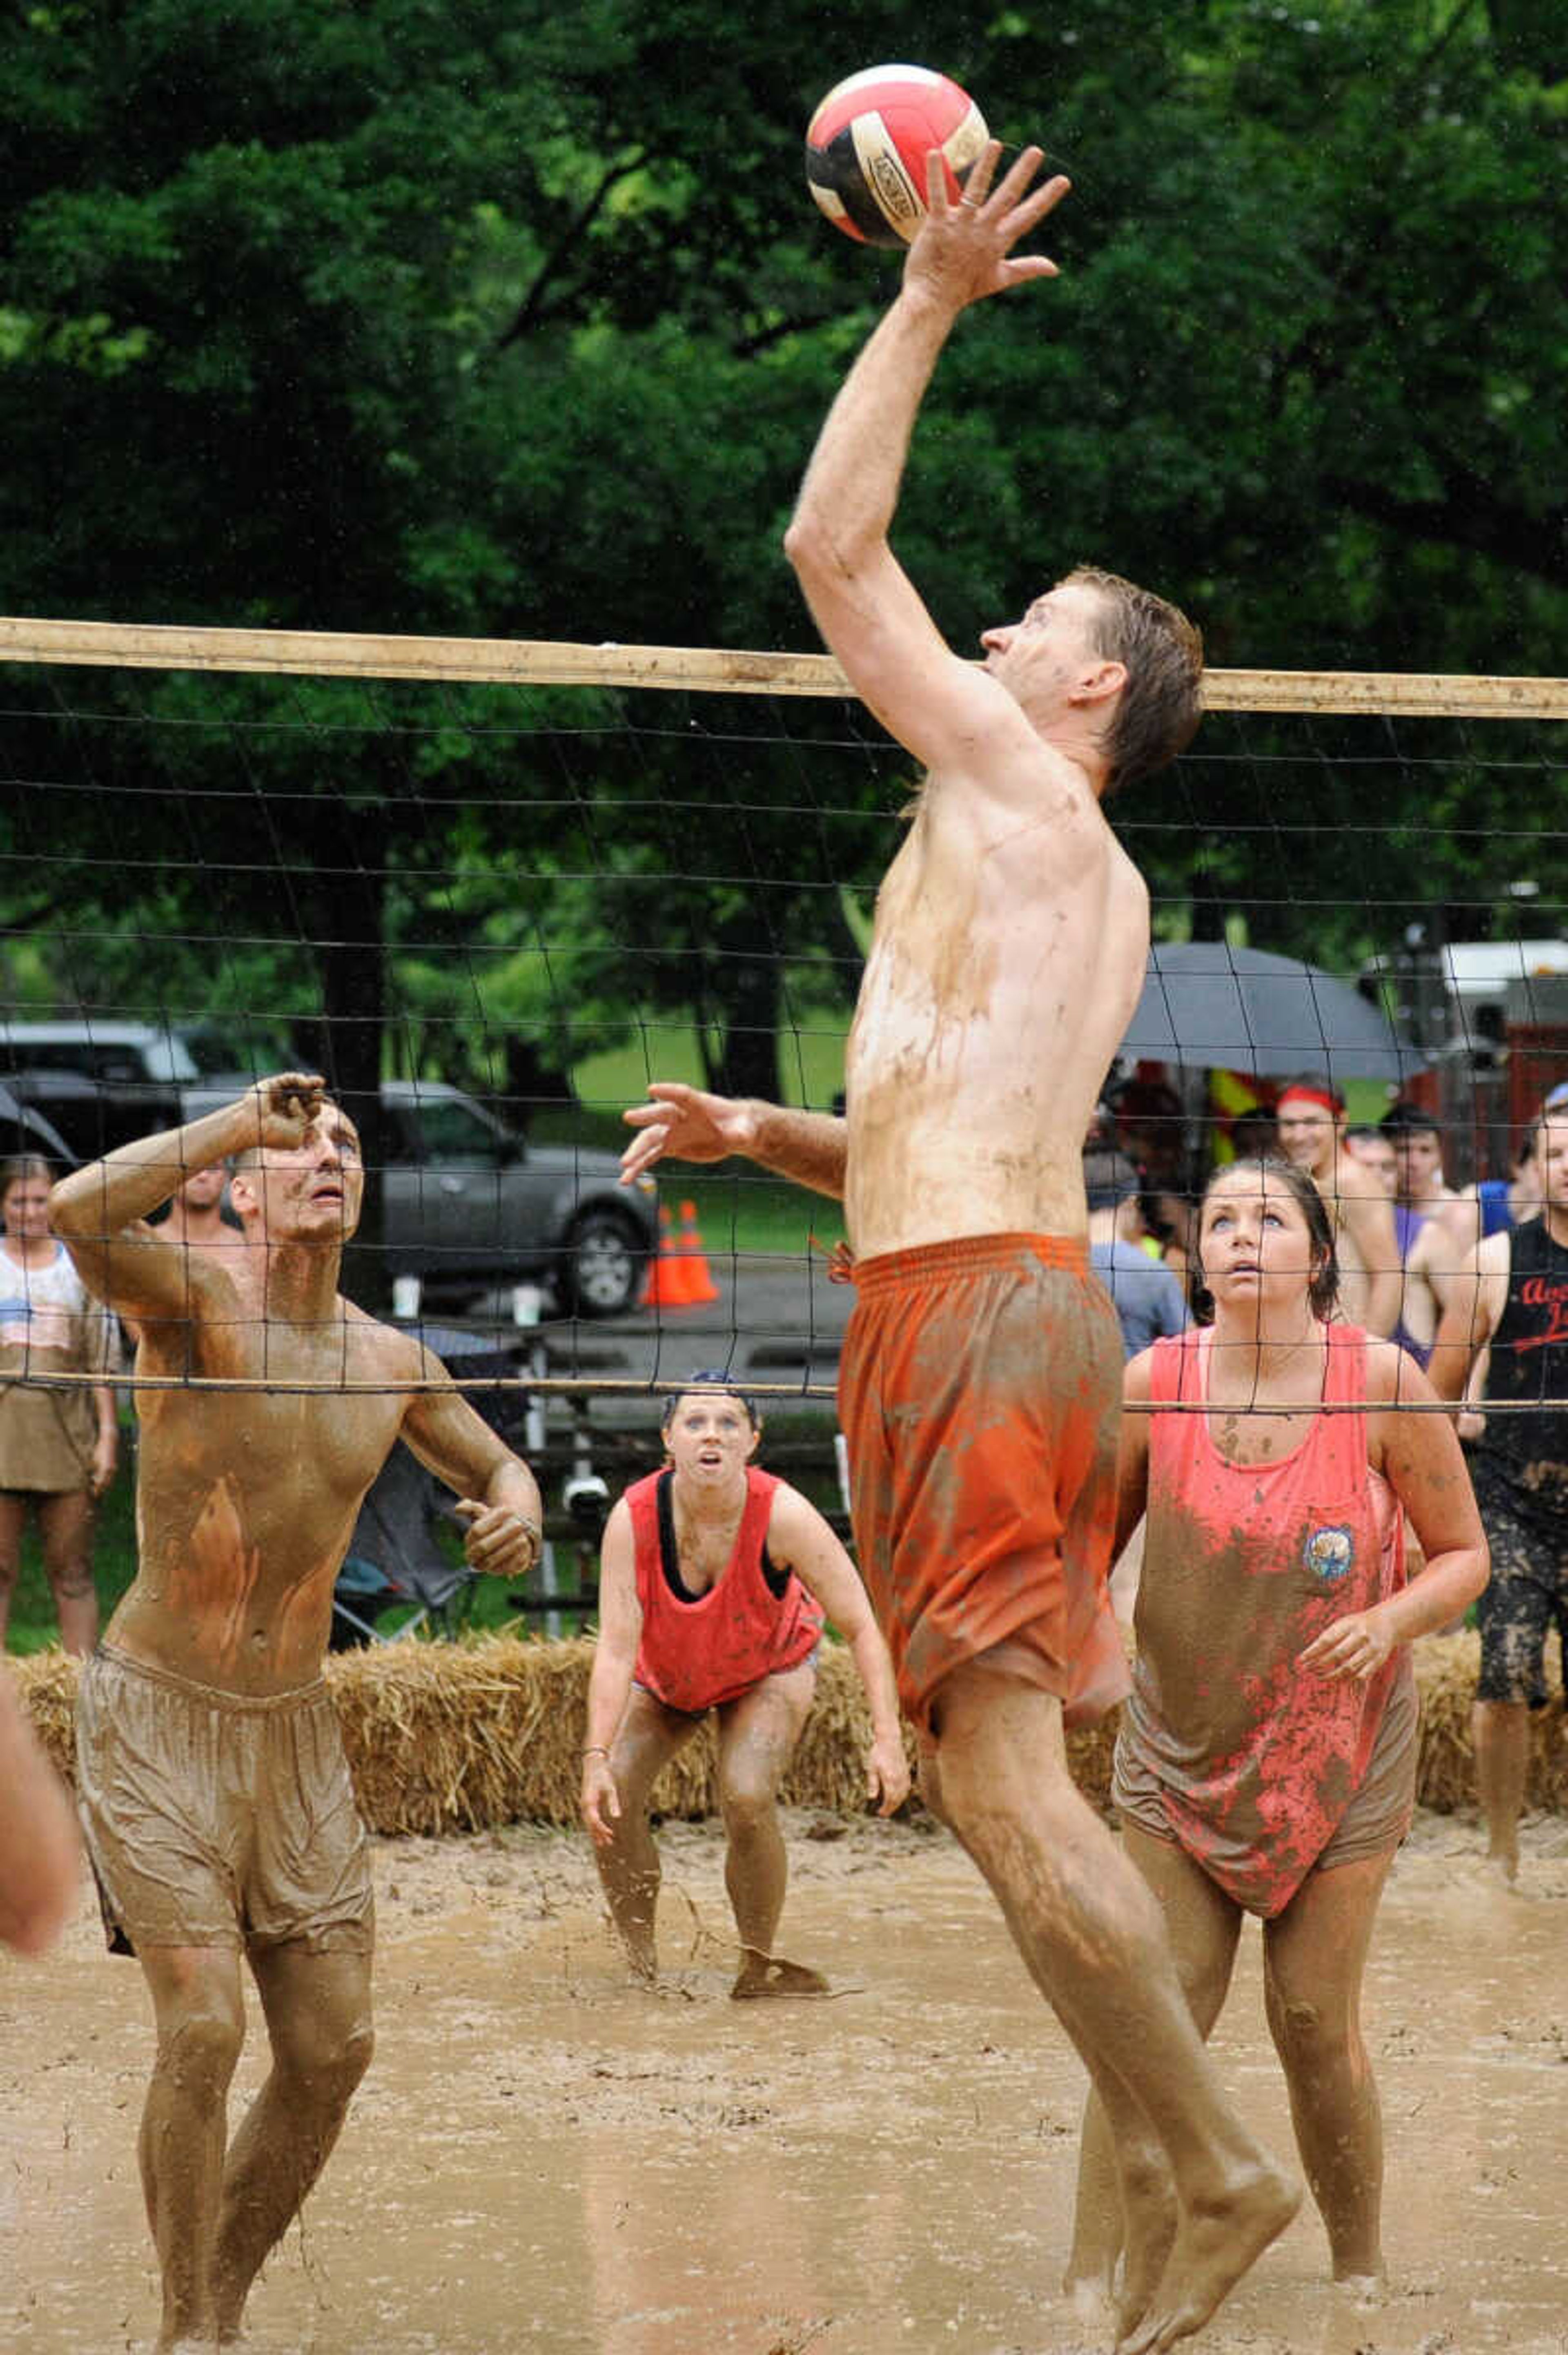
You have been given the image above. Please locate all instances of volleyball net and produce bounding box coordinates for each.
[3,617,1566,1410]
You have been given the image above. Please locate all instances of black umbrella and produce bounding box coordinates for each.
[1118,943,1423,1082]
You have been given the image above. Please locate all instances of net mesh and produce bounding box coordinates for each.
[2,626,1565,1416]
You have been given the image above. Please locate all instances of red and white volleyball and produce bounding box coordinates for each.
[805,65,988,248]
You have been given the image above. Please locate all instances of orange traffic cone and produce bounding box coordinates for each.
[675,1199,719,1304]
[641,1206,696,1308]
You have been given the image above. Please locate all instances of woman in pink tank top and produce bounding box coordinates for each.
[1070,1156,1486,2307]
[580,1375,908,1999]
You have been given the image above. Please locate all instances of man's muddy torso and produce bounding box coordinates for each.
[844,757,1148,1259]
[110,1260,420,1695]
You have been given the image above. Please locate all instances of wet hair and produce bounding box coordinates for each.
[660,1370,760,1433]
[1063,565,1204,793]
[1187,1154,1340,1326]
[1379,1098,1441,1140]
[0,1154,53,1199]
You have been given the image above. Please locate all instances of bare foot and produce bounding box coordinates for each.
[1115,2159,1300,2354]
[1327,2268,1385,2301]
[1113,2140,1177,2342]
[731,1952,829,2001]
[1318,2273,1388,2355]
[1064,2269,1119,2338]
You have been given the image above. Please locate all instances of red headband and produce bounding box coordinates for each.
[1276,1085,1343,1118]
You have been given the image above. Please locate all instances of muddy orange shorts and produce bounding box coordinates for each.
[837,1233,1129,1735]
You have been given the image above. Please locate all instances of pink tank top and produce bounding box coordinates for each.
[628,1466,824,1714]
[1115,1323,1409,1916]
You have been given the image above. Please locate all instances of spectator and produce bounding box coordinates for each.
[1430,1100,1568,1882]
[1459,1127,1541,1246]
[1085,1150,1189,1359]
[1344,1126,1397,1196]
[1379,1101,1471,1369]
[1276,1078,1401,1336]
[0,1155,119,1655]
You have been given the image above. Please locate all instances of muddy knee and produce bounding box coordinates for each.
[156,1999,245,2103]
[291,2014,374,2107]
[718,1782,780,1843]
[1267,1988,1353,2077]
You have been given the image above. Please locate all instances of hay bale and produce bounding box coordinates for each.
[1409,1630,1567,1814]
[9,1631,1563,1837]
[9,1651,77,1782]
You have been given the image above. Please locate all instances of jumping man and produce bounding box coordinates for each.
[620,143,1298,2355]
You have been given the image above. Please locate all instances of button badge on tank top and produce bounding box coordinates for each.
[1302,1524,1355,1582]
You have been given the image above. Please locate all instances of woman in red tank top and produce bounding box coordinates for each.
[1069,1156,1486,2310]
[580,1375,908,1999]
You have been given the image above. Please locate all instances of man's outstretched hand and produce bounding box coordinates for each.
[619,1083,754,1185]
[904,140,1070,312]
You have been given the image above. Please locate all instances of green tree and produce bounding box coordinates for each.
[2,0,1561,1131]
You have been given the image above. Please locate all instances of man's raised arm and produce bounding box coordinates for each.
[619,1083,847,1201]
[50,1073,321,1322]
[782,142,1069,771]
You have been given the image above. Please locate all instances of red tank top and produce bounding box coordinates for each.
[1115,1323,1409,1916]
[628,1466,824,1713]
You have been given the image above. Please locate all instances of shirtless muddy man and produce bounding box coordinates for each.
[621,143,1298,2352]
[51,1075,543,2352]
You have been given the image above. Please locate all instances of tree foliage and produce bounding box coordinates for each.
[1,0,1561,1123]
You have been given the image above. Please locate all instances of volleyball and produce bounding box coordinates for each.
[805,65,989,249]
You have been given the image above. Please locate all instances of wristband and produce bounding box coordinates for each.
[581,1746,610,1759]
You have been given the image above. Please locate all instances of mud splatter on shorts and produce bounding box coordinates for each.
[837,1233,1129,1735]
[1468,1456,1568,1710]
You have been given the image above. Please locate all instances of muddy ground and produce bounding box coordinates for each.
[3,1806,1566,2355]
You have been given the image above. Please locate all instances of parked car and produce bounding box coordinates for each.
[379,1081,658,1318]
[0,1019,287,1163]
[0,1025,657,1316]
[179,1076,659,1319]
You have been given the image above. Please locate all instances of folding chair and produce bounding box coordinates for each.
[329,1324,533,1647]
[331,1442,476,1647]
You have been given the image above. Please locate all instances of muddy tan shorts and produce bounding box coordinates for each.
[75,1645,374,1957]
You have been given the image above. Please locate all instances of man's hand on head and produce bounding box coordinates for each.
[247,1073,328,1151]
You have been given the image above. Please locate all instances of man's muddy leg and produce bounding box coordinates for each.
[211,1943,374,2340]
[929,1667,1298,2355]
[138,1944,246,2353]
[1470,1698,1530,1880]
